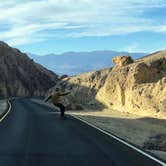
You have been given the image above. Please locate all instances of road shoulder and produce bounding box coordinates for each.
[0,99,11,122]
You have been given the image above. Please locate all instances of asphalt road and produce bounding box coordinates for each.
[0,98,164,166]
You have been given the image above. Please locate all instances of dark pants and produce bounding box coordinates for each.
[54,103,65,118]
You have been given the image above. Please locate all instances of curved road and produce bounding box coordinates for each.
[0,98,164,166]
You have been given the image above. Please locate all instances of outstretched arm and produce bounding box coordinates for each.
[59,91,71,96]
[44,95,52,102]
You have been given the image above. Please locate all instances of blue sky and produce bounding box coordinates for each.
[0,0,166,55]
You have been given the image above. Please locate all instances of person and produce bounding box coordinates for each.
[44,87,71,119]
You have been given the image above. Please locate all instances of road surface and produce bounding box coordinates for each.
[0,98,164,166]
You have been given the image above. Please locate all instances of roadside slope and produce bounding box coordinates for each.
[0,41,58,97]
[48,50,166,117]
[0,99,11,122]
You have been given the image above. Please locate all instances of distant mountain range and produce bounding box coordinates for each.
[28,51,147,76]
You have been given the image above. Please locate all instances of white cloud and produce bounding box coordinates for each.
[0,0,166,46]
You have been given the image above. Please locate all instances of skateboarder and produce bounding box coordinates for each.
[44,87,71,119]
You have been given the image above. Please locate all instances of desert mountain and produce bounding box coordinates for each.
[49,50,166,117]
[0,41,58,97]
[28,51,146,75]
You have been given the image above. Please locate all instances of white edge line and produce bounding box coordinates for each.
[0,100,11,122]
[70,114,166,166]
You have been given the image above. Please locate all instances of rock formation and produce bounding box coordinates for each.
[48,68,112,110]
[50,51,166,117]
[0,41,58,97]
[97,52,166,116]
[112,55,134,70]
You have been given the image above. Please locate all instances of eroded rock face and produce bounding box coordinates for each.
[97,51,166,116]
[48,68,112,109]
[48,50,166,116]
[0,41,58,97]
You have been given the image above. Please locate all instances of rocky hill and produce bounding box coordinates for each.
[49,50,166,117]
[0,42,58,97]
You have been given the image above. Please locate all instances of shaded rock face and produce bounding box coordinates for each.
[50,50,166,116]
[0,41,58,97]
[48,68,112,110]
[59,74,68,80]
